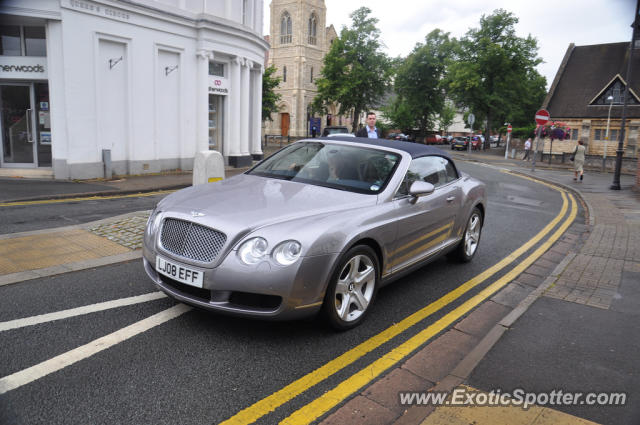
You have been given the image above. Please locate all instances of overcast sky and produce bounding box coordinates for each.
[264,0,636,89]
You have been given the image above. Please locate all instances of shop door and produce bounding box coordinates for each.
[0,84,35,165]
[280,113,289,137]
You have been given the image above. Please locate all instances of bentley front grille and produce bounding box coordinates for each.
[160,218,226,263]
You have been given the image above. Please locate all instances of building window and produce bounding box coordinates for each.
[593,79,639,105]
[280,12,292,44]
[571,129,578,140]
[594,128,619,141]
[310,67,313,83]
[24,26,46,56]
[308,14,317,45]
[242,0,248,25]
[0,25,46,57]
[209,62,224,77]
[283,66,287,82]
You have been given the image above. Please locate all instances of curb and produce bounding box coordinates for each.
[393,171,588,424]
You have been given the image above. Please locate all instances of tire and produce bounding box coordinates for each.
[450,207,483,262]
[322,245,379,330]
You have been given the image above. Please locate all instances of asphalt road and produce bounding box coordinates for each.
[0,193,167,235]
[0,162,575,424]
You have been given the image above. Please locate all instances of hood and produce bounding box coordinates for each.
[158,174,377,232]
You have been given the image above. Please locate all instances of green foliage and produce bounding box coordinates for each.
[262,65,281,121]
[438,102,456,133]
[392,30,454,136]
[312,7,392,132]
[381,98,414,133]
[445,9,547,137]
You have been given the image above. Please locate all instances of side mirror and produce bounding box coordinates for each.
[408,181,435,204]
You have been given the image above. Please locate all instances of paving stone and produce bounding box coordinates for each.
[514,272,544,288]
[402,330,477,384]
[491,282,533,308]
[363,369,432,414]
[319,396,398,425]
[454,301,512,338]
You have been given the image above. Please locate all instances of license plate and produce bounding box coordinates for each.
[156,256,204,288]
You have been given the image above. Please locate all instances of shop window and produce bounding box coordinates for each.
[0,25,46,56]
[0,25,21,56]
[209,62,224,77]
[24,26,46,56]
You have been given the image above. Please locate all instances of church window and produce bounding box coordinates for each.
[283,66,287,82]
[308,13,317,45]
[280,12,292,44]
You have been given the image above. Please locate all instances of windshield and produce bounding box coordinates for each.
[248,142,401,194]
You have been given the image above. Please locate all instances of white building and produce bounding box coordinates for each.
[0,0,268,179]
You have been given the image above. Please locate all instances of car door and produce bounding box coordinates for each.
[388,156,462,273]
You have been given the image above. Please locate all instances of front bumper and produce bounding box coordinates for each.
[143,245,339,320]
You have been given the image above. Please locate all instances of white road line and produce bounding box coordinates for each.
[0,292,167,332]
[0,303,191,395]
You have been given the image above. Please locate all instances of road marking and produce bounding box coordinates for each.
[0,292,167,332]
[0,303,191,395]
[220,190,571,425]
[281,193,578,424]
[0,190,176,207]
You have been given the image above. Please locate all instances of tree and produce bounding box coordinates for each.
[438,101,456,135]
[262,65,281,121]
[445,9,547,147]
[312,7,391,132]
[392,29,454,138]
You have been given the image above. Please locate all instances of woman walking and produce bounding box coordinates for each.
[573,140,586,182]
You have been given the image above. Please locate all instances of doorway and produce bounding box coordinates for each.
[280,112,289,137]
[0,83,51,167]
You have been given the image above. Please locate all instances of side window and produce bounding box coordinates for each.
[397,156,453,196]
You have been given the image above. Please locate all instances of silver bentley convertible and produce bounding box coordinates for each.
[143,137,486,329]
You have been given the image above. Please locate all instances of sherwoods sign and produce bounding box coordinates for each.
[0,57,48,79]
[1,64,45,73]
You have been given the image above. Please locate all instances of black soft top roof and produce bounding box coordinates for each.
[318,136,451,159]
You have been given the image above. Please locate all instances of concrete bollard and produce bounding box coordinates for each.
[102,149,112,179]
[511,148,516,159]
[193,151,225,186]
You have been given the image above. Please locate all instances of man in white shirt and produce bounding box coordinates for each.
[523,138,532,161]
[356,112,382,138]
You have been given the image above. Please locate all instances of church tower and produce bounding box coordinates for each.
[266,0,338,138]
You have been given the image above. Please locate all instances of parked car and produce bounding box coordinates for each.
[143,137,486,329]
[387,132,410,141]
[425,134,443,145]
[322,126,350,137]
[451,137,469,150]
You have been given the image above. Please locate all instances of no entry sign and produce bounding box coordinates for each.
[507,124,512,133]
[535,109,550,125]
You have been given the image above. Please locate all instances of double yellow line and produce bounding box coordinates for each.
[0,190,176,207]
[222,181,578,424]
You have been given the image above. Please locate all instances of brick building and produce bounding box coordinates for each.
[543,42,640,183]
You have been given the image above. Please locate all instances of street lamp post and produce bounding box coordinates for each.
[604,95,614,171]
[504,122,511,159]
[611,0,639,190]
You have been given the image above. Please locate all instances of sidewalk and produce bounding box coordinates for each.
[0,147,639,424]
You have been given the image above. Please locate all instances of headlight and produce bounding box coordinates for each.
[238,237,269,265]
[273,240,302,266]
[144,208,162,245]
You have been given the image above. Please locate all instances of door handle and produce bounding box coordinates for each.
[446,196,455,202]
[26,109,33,143]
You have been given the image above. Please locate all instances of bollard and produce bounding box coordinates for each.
[193,151,225,186]
[102,149,112,180]
[511,148,516,159]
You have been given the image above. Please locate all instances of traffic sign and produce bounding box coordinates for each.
[535,109,550,125]
[467,113,475,126]
[507,124,512,133]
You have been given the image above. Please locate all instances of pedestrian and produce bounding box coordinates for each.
[355,112,382,138]
[572,140,586,182]
[311,125,317,138]
[522,138,532,161]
